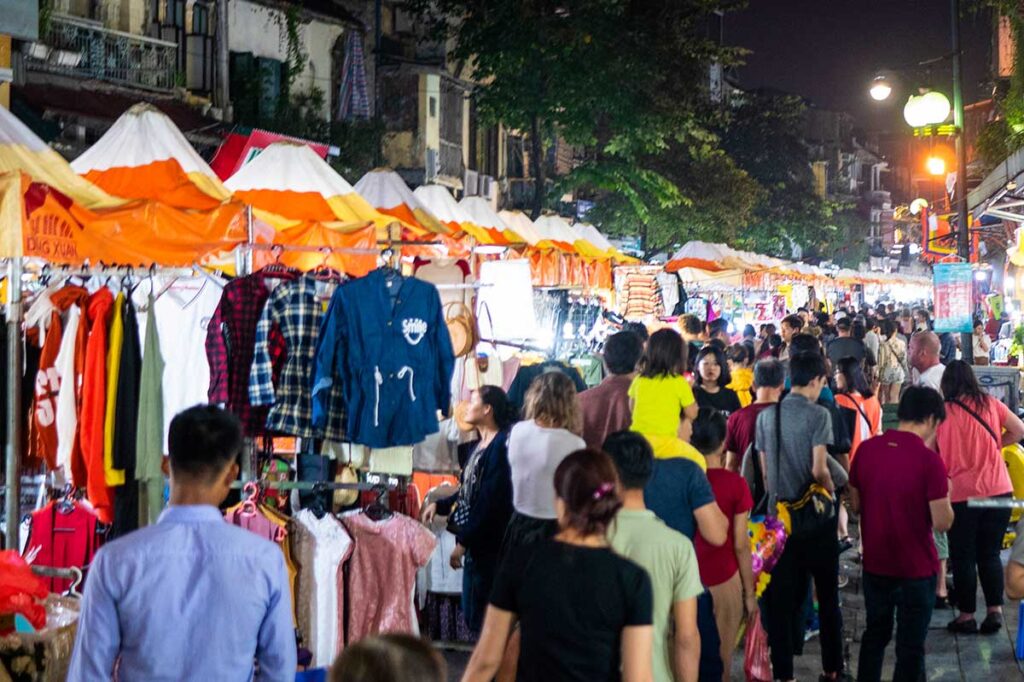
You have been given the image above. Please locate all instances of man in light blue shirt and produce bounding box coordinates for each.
[68,405,296,681]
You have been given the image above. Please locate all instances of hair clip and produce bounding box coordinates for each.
[592,482,614,500]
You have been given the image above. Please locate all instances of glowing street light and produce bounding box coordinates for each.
[926,156,946,176]
[909,198,929,215]
[904,91,952,128]
[869,76,893,101]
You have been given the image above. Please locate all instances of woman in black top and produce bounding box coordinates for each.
[422,386,517,634]
[694,345,742,416]
[461,449,654,682]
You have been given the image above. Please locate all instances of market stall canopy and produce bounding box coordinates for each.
[532,214,580,253]
[0,105,120,209]
[665,241,787,273]
[70,103,230,210]
[459,196,522,245]
[0,171,246,264]
[497,210,543,246]
[225,141,393,234]
[574,222,636,261]
[353,168,447,238]
[412,185,491,243]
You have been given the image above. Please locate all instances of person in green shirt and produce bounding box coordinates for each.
[606,431,704,682]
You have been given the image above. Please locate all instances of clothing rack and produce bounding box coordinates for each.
[478,337,551,354]
[434,283,493,291]
[23,264,212,281]
[248,243,380,256]
[31,565,84,595]
[228,479,403,492]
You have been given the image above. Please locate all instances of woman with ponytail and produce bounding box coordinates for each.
[462,449,654,682]
[422,386,518,634]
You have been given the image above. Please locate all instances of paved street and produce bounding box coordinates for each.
[744,544,1024,681]
[443,533,1024,680]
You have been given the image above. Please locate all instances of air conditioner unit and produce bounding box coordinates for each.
[464,169,479,196]
[480,175,496,200]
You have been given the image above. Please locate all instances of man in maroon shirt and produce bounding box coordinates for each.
[579,331,644,450]
[724,359,784,471]
[849,386,954,682]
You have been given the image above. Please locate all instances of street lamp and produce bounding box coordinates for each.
[926,156,946,176]
[868,0,971,362]
[903,91,952,128]
[870,76,893,101]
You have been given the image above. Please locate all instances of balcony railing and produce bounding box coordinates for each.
[23,14,178,92]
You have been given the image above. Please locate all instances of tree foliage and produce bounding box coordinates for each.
[408,0,744,219]
[410,0,836,259]
[717,91,832,256]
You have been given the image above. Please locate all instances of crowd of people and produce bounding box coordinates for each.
[64,301,1024,682]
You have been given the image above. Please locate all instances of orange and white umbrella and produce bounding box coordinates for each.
[0,106,119,209]
[71,103,229,210]
[412,185,494,245]
[225,141,394,234]
[353,169,446,238]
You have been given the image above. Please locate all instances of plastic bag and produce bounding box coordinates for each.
[744,609,772,682]
[0,550,48,632]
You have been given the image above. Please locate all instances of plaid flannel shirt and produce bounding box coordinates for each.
[207,271,295,436]
[249,275,346,439]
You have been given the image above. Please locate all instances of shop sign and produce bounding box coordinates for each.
[933,263,973,333]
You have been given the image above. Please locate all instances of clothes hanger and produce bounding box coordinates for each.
[310,248,343,283]
[258,246,301,279]
[363,486,392,521]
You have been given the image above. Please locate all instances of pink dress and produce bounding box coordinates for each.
[341,512,436,643]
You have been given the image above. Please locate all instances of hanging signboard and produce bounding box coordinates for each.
[933,263,973,333]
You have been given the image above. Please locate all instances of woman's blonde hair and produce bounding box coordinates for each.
[523,372,582,435]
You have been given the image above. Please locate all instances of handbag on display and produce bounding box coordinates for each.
[445,301,479,358]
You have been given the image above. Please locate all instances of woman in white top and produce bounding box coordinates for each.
[973,319,992,366]
[504,371,585,552]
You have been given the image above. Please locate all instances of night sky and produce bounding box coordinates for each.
[726,0,995,133]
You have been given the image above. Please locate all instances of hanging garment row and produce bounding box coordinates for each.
[209,263,455,447]
[22,270,224,528]
[224,483,436,669]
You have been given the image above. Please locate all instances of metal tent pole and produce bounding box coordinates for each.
[5,257,22,549]
[240,205,255,483]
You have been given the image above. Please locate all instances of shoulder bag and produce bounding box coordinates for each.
[948,397,1001,448]
[444,301,479,358]
[773,400,836,539]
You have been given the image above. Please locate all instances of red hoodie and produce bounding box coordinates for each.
[80,288,114,523]
[28,286,88,469]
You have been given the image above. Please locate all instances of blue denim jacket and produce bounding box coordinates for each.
[312,269,455,447]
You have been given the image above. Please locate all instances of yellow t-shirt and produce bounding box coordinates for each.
[643,434,707,470]
[727,367,754,408]
[628,374,696,436]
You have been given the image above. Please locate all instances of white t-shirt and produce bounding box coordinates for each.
[508,420,586,519]
[134,275,225,452]
[53,305,82,480]
[915,363,946,394]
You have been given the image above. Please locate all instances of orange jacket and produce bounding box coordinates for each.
[80,288,115,523]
